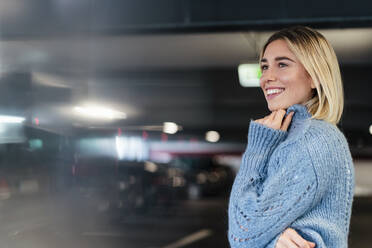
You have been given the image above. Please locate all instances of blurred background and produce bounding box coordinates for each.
[0,0,371,247]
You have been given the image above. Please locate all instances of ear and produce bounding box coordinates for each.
[310,79,316,89]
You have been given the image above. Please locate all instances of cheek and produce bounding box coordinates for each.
[259,78,265,92]
[259,75,265,86]
[278,71,295,85]
[280,71,310,92]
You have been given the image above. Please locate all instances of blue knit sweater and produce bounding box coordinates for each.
[228,104,355,248]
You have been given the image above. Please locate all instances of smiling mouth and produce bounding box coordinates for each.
[266,88,285,100]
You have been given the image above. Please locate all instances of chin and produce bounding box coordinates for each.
[267,101,291,111]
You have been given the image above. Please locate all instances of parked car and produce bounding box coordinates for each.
[72,158,179,217]
[169,156,234,199]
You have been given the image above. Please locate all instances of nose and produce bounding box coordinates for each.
[260,67,277,87]
[264,67,277,81]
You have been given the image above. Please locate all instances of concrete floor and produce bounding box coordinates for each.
[0,194,370,248]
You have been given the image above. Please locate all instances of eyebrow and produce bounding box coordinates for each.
[260,56,295,63]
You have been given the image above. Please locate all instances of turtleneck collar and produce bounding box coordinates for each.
[282,104,312,142]
[285,104,312,122]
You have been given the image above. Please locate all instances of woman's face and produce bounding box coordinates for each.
[259,39,316,111]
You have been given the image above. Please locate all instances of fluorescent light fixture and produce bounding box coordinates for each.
[115,136,125,160]
[238,63,261,87]
[32,72,70,88]
[205,131,220,143]
[163,122,178,134]
[369,124,372,135]
[74,105,126,120]
[115,136,148,161]
[144,161,158,173]
[0,115,25,123]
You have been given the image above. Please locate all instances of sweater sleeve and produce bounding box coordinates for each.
[228,125,322,247]
[245,120,288,176]
[229,120,287,202]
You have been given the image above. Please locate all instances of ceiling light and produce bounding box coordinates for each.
[369,124,372,135]
[205,131,220,143]
[0,115,25,123]
[163,122,178,134]
[74,105,126,120]
[145,161,158,173]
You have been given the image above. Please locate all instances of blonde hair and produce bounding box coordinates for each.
[259,26,343,125]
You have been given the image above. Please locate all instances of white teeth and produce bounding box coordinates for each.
[267,88,284,95]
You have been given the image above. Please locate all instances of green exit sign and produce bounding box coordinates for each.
[238,64,261,87]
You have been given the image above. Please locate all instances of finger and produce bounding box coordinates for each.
[269,111,277,121]
[264,112,276,125]
[280,112,294,131]
[258,118,267,124]
[273,109,286,123]
[273,109,286,129]
[254,118,263,124]
[280,236,301,248]
[263,116,270,125]
[275,241,285,248]
[287,228,310,248]
[308,241,316,247]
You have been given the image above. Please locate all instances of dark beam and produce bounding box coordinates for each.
[3,0,372,39]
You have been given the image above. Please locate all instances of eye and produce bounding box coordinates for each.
[261,64,268,71]
[278,63,287,68]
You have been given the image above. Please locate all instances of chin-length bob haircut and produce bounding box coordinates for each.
[259,26,343,125]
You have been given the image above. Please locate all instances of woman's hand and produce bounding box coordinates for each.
[254,109,294,131]
[275,228,316,248]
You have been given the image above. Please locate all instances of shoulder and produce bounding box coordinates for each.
[278,118,351,170]
[287,119,353,183]
[280,118,348,153]
[304,118,351,154]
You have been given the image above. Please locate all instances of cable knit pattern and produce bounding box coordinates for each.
[228,104,355,248]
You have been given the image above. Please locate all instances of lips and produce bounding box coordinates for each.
[266,88,285,100]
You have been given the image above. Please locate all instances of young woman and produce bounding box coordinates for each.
[228,26,355,248]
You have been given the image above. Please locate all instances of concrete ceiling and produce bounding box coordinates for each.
[3,28,372,74]
[0,1,371,150]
